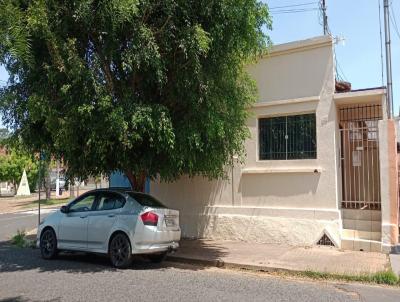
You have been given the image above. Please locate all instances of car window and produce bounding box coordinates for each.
[69,194,96,212]
[128,192,166,208]
[96,192,125,211]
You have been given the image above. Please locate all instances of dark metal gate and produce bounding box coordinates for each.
[339,105,382,210]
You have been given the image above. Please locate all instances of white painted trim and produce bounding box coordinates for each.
[252,95,320,109]
[334,89,386,107]
[203,205,340,220]
[242,167,322,174]
[265,36,333,58]
[334,89,385,100]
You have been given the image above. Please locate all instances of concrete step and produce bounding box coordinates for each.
[341,209,381,221]
[342,229,381,241]
[342,219,381,232]
[341,238,382,253]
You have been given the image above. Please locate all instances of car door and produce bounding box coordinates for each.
[87,192,125,251]
[58,193,97,250]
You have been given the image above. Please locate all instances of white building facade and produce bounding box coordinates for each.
[150,36,399,253]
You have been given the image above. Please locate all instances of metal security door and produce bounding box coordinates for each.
[339,105,382,210]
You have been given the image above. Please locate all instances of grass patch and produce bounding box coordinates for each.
[23,198,70,208]
[10,230,35,248]
[297,270,399,286]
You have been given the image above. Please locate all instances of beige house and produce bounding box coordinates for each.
[150,36,399,253]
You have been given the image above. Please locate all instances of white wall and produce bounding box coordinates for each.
[151,36,340,245]
[247,38,333,102]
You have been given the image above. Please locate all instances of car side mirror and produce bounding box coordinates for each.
[60,205,69,213]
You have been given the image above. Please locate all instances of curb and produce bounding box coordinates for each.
[166,255,400,287]
[166,255,298,274]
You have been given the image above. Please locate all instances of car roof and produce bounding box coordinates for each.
[88,187,144,195]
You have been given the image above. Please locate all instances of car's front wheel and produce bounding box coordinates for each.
[109,233,132,269]
[40,228,58,259]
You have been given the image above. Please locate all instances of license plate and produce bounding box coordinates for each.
[165,218,175,227]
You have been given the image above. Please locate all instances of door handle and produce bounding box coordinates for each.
[108,214,115,218]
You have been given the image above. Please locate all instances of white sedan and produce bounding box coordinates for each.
[37,189,181,268]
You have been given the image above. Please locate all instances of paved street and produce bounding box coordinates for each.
[0,242,399,302]
[0,210,54,241]
[0,210,399,301]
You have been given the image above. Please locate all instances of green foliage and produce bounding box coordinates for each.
[0,0,272,182]
[300,270,399,286]
[371,270,399,285]
[10,229,35,248]
[0,148,39,191]
[10,229,26,248]
[0,128,9,141]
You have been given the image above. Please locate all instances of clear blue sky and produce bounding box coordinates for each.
[1,0,400,127]
[265,0,400,115]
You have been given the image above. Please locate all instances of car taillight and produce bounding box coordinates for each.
[140,212,158,226]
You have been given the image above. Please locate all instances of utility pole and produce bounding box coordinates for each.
[383,0,394,118]
[322,0,328,35]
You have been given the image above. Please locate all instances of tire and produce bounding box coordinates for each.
[148,252,167,263]
[109,233,132,269]
[40,228,58,260]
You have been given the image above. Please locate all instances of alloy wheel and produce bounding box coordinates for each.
[110,234,132,268]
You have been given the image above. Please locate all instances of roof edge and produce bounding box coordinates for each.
[266,35,333,58]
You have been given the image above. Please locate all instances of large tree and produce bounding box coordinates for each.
[0,0,271,191]
[0,149,39,193]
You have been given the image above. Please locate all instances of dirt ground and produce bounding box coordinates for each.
[0,189,91,213]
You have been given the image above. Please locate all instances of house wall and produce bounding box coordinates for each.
[151,36,341,246]
[379,120,399,252]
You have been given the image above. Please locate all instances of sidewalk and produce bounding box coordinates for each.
[167,239,390,275]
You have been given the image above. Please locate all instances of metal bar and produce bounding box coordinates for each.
[377,126,381,203]
[372,126,376,205]
[361,126,365,205]
[367,125,370,204]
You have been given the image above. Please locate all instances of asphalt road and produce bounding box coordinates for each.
[0,243,399,302]
[1,211,399,302]
[0,209,54,241]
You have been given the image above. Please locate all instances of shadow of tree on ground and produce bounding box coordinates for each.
[0,239,228,274]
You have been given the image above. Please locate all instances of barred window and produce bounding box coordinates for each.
[259,113,317,160]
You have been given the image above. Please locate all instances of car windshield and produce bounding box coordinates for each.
[128,192,166,208]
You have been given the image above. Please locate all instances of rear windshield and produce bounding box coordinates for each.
[128,192,166,208]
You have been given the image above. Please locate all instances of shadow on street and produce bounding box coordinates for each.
[0,239,227,274]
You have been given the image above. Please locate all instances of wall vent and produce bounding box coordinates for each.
[317,234,334,246]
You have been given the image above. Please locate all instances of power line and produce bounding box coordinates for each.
[270,8,318,15]
[269,2,318,10]
[389,5,400,40]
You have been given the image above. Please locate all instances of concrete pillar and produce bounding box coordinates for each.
[378,119,399,253]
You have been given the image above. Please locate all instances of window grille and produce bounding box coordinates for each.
[259,113,317,160]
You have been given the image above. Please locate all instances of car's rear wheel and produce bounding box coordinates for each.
[109,233,132,269]
[148,252,167,263]
[40,228,58,259]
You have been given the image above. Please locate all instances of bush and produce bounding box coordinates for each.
[11,230,27,247]
[371,271,399,285]
[10,229,35,248]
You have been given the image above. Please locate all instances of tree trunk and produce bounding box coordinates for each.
[45,173,51,200]
[125,170,146,192]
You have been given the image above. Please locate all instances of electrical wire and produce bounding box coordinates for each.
[269,2,318,10]
[270,8,318,14]
[389,5,400,40]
